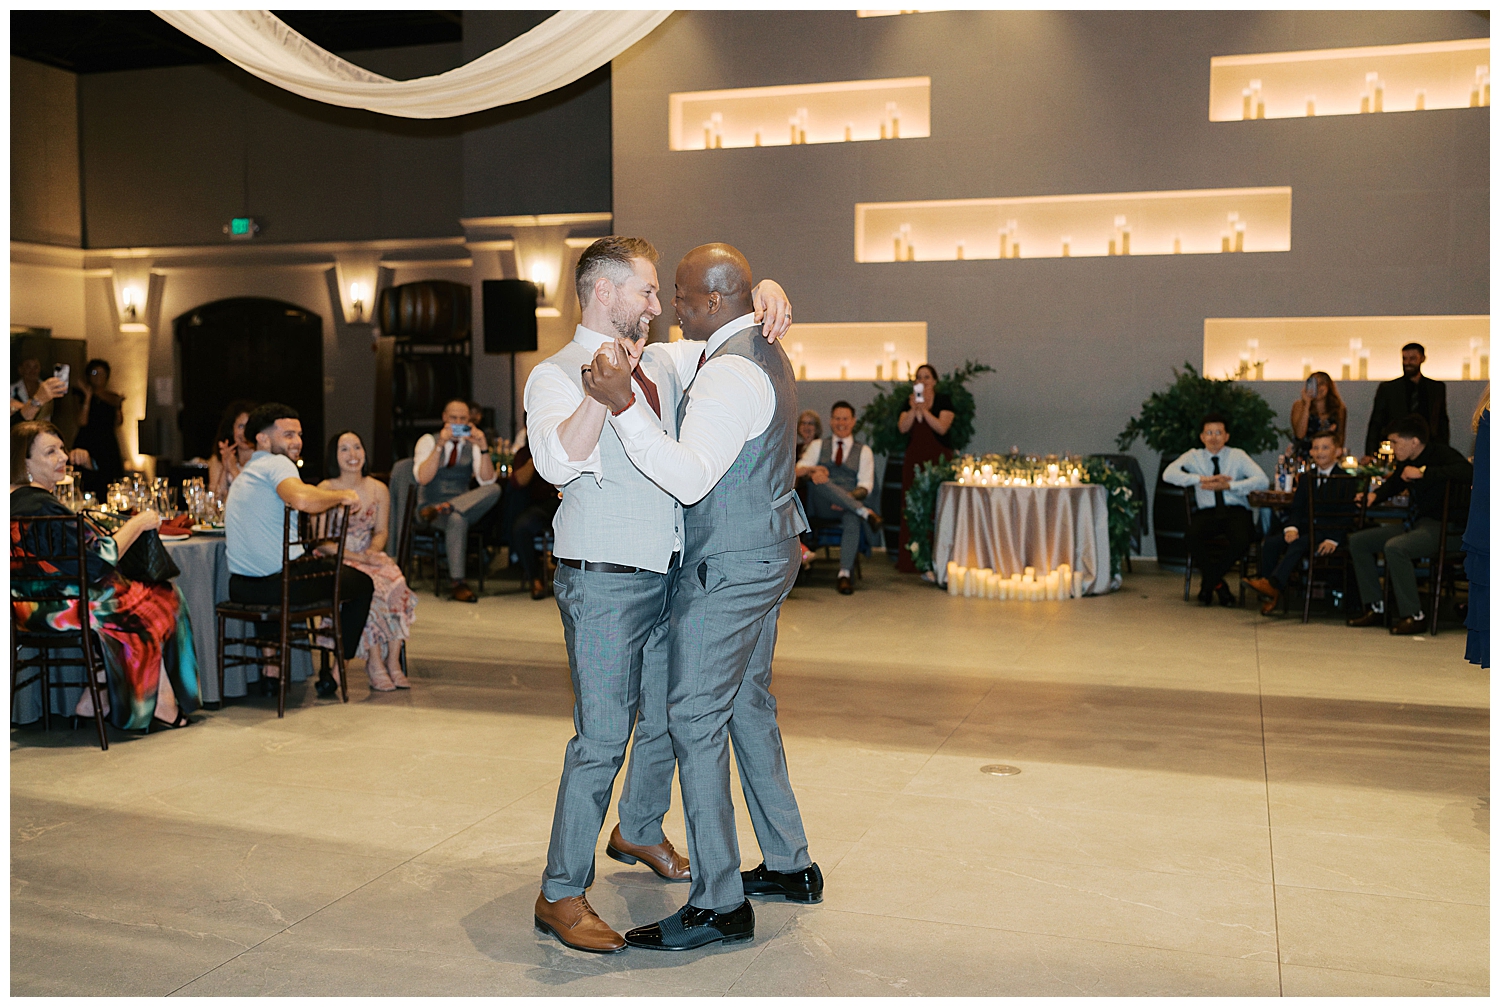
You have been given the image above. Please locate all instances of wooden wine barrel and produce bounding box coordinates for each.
[377,281,472,342]
[1152,456,1189,571]
[393,356,470,416]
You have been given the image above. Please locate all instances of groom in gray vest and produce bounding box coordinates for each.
[523,236,793,954]
[584,243,821,951]
[797,400,882,594]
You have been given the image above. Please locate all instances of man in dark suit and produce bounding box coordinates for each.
[1244,431,1359,615]
[1364,342,1449,457]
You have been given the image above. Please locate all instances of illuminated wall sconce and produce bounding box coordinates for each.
[530,261,550,301]
[347,282,369,324]
[121,286,141,323]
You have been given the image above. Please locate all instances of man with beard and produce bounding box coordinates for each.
[1364,341,1450,457]
[522,236,792,953]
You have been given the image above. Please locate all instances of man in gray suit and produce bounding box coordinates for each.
[524,237,792,954]
[584,244,821,951]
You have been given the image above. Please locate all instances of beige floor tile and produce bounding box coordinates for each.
[1274,885,1490,987]
[280,858,799,992]
[1268,781,1489,847]
[828,840,1278,960]
[863,793,1272,882]
[1279,962,1489,996]
[731,908,1282,996]
[902,752,1272,826]
[1272,827,1488,904]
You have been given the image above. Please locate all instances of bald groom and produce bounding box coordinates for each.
[584,243,820,951]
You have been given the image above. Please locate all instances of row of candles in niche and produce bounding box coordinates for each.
[1230,339,1492,382]
[957,462,1083,487]
[891,211,1249,260]
[1239,67,1490,119]
[946,562,1086,601]
[701,101,902,148]
[787,342,911,381]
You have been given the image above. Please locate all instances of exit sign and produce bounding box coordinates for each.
[223,217,260,240]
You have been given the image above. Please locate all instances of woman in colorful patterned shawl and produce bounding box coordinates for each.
[10,422,200,731]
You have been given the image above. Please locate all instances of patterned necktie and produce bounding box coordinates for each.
[834,439,844,467]
[1212,456,1225,513]
[697,350,707,372]
[632,364,662,419]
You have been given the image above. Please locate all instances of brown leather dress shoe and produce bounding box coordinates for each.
[1347,608,1385,627]
[533,892,625,954]
[837,575,854,595]
[1390,615,1425,635]
[606,824,690,881]
[418,502,452,524]
[530,578,549,600]
[450,581,478,603]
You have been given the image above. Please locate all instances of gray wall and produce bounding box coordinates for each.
[612,11,1489,553]
[12,57,82,246]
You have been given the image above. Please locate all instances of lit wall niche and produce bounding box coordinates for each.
[669,321,927,381]
[856,9,952,16]
[855,187,1291,262]
[668,78,930,151]
[1210,38,1490,121]
[1204,315,1490,383]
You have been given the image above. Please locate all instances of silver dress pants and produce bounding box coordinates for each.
[541,561,679,901]
[669,539,811,912]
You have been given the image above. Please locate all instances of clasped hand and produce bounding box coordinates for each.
[1199,473,1232,491]
[582,338,643,413]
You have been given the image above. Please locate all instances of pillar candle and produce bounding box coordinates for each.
[1023,566,1036,580]
[948,566,964,596]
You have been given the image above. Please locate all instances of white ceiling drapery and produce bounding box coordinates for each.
[152,10,670,119]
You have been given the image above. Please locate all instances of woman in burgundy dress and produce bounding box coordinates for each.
[896,364,956,576]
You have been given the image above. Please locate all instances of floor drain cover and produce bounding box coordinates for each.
[980,764,1021,776]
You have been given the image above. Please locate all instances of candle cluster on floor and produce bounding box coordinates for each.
[946,562,1085,600]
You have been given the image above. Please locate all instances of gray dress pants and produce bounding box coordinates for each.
[805,481,866,569]
[542,561,679,901]
[1348,517,1450,618]
[432,484,499,581]
[669,539,811,912]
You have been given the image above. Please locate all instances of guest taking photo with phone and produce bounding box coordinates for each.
[412,398,499,603]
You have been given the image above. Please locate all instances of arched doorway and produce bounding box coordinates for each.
[175,298,325,477]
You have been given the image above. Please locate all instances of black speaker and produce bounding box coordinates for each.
[482,279,539,354]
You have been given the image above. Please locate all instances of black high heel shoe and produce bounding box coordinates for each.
[148,710,192,733]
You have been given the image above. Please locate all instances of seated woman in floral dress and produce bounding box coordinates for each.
[318,430,417,692]
[10,421,200,731]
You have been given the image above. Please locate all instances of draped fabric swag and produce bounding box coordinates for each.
[152,10,671,119]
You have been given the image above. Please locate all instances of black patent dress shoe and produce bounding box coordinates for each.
[623,901,754,950]
[314,676,340,699]
[741,862,824,903]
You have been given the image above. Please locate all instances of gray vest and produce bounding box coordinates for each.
[419,441,473,507]
[542,340,685,574]
[816,437,865,493]
[678,326,809,562]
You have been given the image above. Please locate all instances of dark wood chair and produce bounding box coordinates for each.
[10,513,111,750]
[214,505,352,718]
[1423,481,1470,636]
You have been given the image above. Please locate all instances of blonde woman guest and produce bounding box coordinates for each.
[319,430,417,691]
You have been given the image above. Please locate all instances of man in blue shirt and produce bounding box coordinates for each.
[1163,413,1269,606]
[225,403,371,697]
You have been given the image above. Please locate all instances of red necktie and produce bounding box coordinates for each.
[834,440,844,467]
[697,350,707,372]
[446,443,458,468]
[632,364,662,418]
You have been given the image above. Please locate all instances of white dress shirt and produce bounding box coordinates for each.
[1162,446,1269,510]
[798,437,875,495]
[611,313,774,505]
[412,434,497,485]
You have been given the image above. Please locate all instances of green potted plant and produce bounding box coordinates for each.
[1116,363,1284,569]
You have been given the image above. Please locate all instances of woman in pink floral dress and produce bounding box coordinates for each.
[320,431,417,691]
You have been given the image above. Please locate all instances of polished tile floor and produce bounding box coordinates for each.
[11,560,1488,995]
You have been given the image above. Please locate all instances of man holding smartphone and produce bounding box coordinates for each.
[413,399,498,603]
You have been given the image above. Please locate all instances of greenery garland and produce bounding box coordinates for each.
[900,453,1143,579]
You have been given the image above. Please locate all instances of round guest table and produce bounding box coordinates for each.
[11,535,314,725]
[932,482,1114,595]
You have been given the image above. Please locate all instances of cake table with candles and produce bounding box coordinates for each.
[932,468,1113,597]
